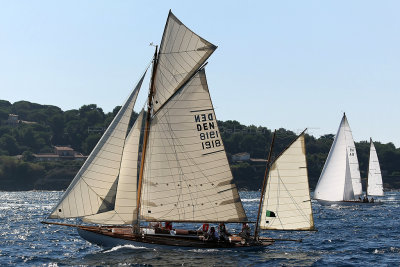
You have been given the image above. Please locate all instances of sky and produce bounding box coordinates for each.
[1,1,399,147]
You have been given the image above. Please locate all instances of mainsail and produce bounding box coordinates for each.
[140,69,247,222]
[342,115,362,196]
[152,11,217,113]
[260,133,314,230]
[367,138,384,196]
[83,110,145,224]
[314,114,356,201]
[48,72,146,219]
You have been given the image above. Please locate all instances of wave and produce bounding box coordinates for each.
[102,244,148,253]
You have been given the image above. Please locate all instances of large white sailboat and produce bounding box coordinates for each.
[43,11,278,249]
[314,113,364,205]
[367,138,384,199]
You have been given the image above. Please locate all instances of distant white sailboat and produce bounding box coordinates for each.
[314,113,363,205]
[367,138,384,198]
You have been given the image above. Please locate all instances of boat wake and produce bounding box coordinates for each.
[102,244,150,253]
[241,198,259,202]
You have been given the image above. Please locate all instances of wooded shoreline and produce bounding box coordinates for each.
[1,99,399,191]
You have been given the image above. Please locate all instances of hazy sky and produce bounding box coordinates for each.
[1,1,399,147]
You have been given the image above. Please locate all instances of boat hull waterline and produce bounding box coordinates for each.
[76,226,274,250]
[316,199,383,206]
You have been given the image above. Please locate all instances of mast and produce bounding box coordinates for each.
[254,130,276,239]
[135,45,158,230]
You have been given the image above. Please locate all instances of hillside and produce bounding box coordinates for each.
[0,99,399,191]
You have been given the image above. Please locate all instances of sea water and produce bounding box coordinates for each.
[0,191,399,266]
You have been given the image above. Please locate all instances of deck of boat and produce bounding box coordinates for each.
[76,225,274,250]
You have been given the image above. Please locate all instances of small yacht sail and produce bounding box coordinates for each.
[343,115,362,196]
[314,114,358,202]
[367,138,384,197]
[48,71,146,219]
[260,132,314,230]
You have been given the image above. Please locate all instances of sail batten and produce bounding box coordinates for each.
[48,72,146,219]
[260,133,314,230]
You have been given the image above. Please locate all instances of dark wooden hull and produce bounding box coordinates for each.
[76,225,274,250]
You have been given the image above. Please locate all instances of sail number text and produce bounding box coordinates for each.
[194,113,222,150]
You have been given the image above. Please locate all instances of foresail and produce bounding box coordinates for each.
[260,134,314,230]
[48,72,146,219]
[367,140,384,196]
[140,69,247,222]
[153,11,217,113]
[343,115,362,196]
[314,115,355,201]
[83,110,145,224]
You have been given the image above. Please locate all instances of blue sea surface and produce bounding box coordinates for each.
[0,191,399,266]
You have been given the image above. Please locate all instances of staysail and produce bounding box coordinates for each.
[367,139,384,196]
[48,72,146,219]
[314,114,355,201]
[140,69,247,222]
[260,133,314,230]
[83,110,145,224]
[152,11,217,113]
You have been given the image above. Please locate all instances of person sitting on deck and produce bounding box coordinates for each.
[239,223,251,240]
[164,221,172,230]
[197,223,209,233]
[358,196,362,202]
[149,222,160,229]
[370,197,374,203]
[218,223,229,241]
[205,226,218,241]
[363,196,369,203]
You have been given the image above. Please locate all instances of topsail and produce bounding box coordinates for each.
[152,11,217,113]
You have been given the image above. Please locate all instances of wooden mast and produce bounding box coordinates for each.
[254,130,276,239]
[135,45,158,231]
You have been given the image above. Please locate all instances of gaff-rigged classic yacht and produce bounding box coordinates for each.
[43,11,315,249]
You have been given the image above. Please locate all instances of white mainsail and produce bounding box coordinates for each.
[367,139,384,196]
[48,72,146,219]
[260,133,314,230]
[152,11,217,113]
[140,69,247,222]
[314,114,356,201]
[343,115,362,196]
[83,110,144,224]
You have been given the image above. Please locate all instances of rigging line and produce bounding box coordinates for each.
[275,168,311,223]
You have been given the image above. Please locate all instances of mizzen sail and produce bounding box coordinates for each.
[152,11,217,113]
[48,72,146,219]
[260,133,314,230]
[140,69,247,223]
[367,139,384,196]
